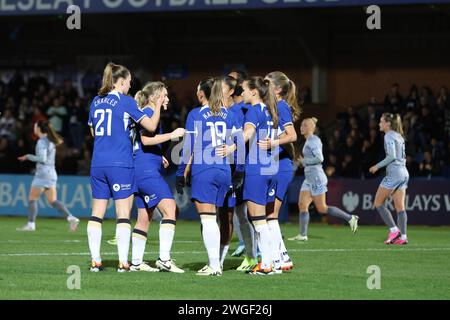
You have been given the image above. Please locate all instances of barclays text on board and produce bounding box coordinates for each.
[1,0,450,16]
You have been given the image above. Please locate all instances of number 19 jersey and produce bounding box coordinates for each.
[183,105,242,177]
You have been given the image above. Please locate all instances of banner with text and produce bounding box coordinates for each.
[1,0,450,16]
[317,178,450,225]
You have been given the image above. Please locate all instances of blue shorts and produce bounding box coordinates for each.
[135,174,174,209]
[267,170,294,203]
[380,169,409,191]
[90,167,137,200]
[301,171,328,197]
[243,174,276,206]
[191,169,232,207]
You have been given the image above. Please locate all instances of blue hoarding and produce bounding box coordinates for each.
[1,0,450,16]
[0,174,289,222]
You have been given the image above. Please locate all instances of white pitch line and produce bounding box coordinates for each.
[1,247,450,257]
[0,240,201,244]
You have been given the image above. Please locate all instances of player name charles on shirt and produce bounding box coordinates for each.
[94,96,118,107]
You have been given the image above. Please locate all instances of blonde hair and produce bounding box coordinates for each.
[135,82,166,108]
[266,71,302,121]
[208,78,224,115]
[382,113,404,136]
[98,62,130,97]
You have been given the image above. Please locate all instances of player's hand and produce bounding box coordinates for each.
[156,94,165,110]
[215,144,236,158]
[171,128,186,140]
[369,166,378,174]
[162,156,169,169]
[232,171,245,191]
[257,138,278,150]
[176,176,186,195]
[17,155,27,162]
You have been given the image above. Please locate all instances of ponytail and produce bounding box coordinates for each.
[382,113,404,137]
[266,71,302,121]
[392,113,404,136]
[135,90,148,108]
[263,79,279,129]
[209,78,224,115]
[98,62,130,97]
[287,80,302,121]
[246,76,278,129]
[37,121,63,146]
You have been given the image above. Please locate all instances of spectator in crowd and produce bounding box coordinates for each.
[299,86,311,105]
[384,83,403,113]
[0,109,17,141]
[437,86,448,109]
[68,98,86,153]
[404,85,419,113]
[47,98,67,133]
[418,150,441,178]
[341,154,359,178]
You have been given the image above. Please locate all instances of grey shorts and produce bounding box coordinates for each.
[301,171,328,197]
[380,168,409,191]
[31,168,57,189]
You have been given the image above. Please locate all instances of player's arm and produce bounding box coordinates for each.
[20,141,47,163]
[140,128,185,146]
[137,94,164,133]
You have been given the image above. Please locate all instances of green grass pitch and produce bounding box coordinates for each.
[0,216,449,300]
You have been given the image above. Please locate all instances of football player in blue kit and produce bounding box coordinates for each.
[234,76,281,275]
[177,78,242,276]
[130,82,186,273]
[87,63,164,272]
[258,71,301,272]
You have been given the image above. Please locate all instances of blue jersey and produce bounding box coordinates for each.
[244,103,282,176]
[276,100,295,172]
[228,102,247,172]
[229,101,247,126]
[133,107,163,177]
[88,91,146,168]
[177,105,242,177]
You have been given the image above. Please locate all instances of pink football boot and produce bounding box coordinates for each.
[393,238,408,245]
[384,229,401,244]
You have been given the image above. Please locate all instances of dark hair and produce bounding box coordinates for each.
[98,62,130,97]
[36,121,63,145]
[266,71,302,121]
[245,76,278,128]
[229,70,248,97]
[221,75,237,95]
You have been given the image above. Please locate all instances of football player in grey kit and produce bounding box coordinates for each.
[17,121,79,232]
[292,117,359,241]
[369,113,409,245]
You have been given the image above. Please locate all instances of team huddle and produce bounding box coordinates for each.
[16,62,410,276]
